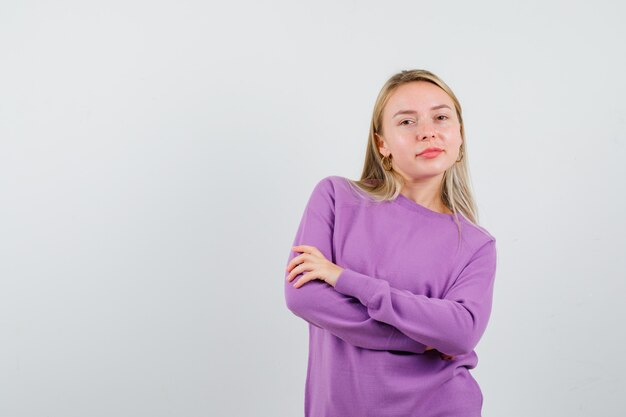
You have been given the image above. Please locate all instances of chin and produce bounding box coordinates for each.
[406,170,447,180]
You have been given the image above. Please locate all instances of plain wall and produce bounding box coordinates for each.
[1,0,625,416]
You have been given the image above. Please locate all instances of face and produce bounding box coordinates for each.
[376,81,463,183]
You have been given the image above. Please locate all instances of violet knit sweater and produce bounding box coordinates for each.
[284,175,498,417]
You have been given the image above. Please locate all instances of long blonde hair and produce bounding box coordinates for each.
[346,69,480,241]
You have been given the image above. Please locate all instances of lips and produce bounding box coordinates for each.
[417,147,443,156]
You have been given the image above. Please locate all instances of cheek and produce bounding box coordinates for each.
[440,130,462,146]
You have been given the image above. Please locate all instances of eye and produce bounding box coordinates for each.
[437,115,449,121]
[400,119,414,126]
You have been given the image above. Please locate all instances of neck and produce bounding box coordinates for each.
[400,176,450,214]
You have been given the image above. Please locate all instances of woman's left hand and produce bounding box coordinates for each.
[286,245,344,288]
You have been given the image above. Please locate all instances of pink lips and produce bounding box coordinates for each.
[420,150,442,158]
[417,148,443,159]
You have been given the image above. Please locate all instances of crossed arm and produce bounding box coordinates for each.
[284,178,497,357]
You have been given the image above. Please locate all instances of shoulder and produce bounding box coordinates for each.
[310,175,369,206]
[313,175,350,190]
[303,175,367,215]
[302,176,341,213]
[310,175,358,197]
[460,215,496,242]
[456,214,497,262]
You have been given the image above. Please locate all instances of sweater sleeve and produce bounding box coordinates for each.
[284,178,429,354]
[333,239,498,357]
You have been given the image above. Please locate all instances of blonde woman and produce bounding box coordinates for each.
[285,69,498,417]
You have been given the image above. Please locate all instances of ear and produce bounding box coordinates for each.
[375,133,387,154]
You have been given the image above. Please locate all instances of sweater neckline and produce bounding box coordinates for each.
[393,193,456,219]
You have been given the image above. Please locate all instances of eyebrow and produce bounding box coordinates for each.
[392,104,452,118]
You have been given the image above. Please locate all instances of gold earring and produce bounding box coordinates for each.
[381,154,393,171]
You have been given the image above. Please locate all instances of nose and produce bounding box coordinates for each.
[416,120,436,140]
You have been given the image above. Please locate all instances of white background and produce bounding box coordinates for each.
[1,1,625,416]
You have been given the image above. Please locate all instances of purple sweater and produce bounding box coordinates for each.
[284,176,498,417]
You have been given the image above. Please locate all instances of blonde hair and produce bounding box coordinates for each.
[346,69,481,241]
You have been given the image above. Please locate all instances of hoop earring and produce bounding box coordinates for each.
[455,146,464,163]
[381,154,393,171]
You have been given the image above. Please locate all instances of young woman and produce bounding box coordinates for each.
[284,69,498,417]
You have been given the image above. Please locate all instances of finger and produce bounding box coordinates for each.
[286,253,304,273]
[310,246,324,258]
[287,252,313,273]
[286,261,308,282]
[299,244,323,258]
[292,245,320,256]
[292,245,311,253]
[293,271,316,288]
[286,254,309,277]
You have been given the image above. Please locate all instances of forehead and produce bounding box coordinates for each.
[384,81,453,114]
